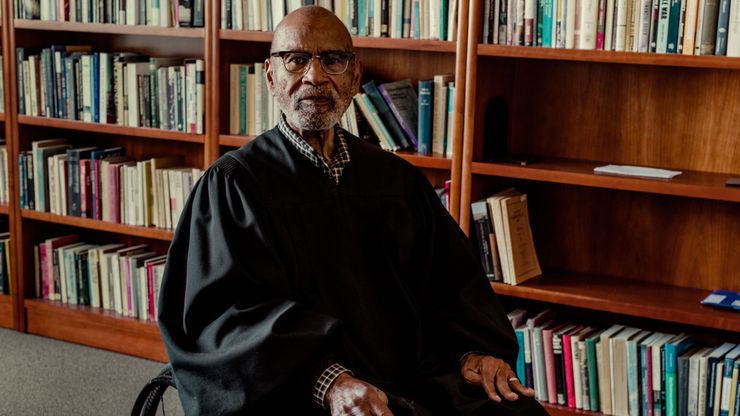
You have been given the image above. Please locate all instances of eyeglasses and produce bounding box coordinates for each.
[270,51,355,75]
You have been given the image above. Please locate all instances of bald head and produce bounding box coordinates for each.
[271,6,354,53]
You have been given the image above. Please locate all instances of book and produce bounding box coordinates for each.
[594,164,683,179]
[500,192,542,285]
[431,74,453,156]
[610,326,642,416]
[378,78,419,149]
[599,324,626,415]
[628,330,653,416]
[354,93,398,152]
[362,80,411,150]
[471,199,496,280]
[701,290,740,311]
[665,334,695,416]
[554,324,578,405]
[417,79,434,155]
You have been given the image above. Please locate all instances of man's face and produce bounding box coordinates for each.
[265,19,361,132]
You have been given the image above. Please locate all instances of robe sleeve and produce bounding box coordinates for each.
[158,156,343,415]
[414,170,519,368]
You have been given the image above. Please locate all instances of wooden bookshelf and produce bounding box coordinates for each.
[18,115,206,143]
[0,112,5,122]
[24,299,167,361]
[492,273,739,332]
[396,151,453,169]
[0,204,8,215]
[21,210,175,241]
[472,159,740,202]
[476,44,740,69]
[219,134,257,147]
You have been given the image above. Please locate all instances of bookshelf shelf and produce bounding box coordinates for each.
[491,272,740,332]
[17,115,206,143]
[0,204,8,215]
[471,159,740,202]
[0,112,5,121]
[219,29,458,52]
[476,44,740,69]
[13,20,205,38]
[396,151,453,169]
[24,299,167,361]
[0,295,13,329]
[219,134,257,147]
[21,210,174,241]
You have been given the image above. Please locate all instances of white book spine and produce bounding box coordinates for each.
[727,0,740,55]
[579,0,600,47]
[615,0,629,50]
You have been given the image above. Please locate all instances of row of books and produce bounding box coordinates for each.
[222,0,460,42]
[20,139,203,230]
[16,0,205,27]
[228,63,281,137]
[471,188,542,285]
[0,233,11,295]
[510,309,740,416]
[34,235,166,321]
[480,0,740,56]
[16,46,205,134]
[353,77,455,155]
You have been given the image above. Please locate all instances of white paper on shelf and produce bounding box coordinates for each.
[593,164,683,179]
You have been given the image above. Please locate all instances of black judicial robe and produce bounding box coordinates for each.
[158,128,535,415]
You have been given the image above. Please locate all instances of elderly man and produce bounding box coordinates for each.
[158,6,546,416]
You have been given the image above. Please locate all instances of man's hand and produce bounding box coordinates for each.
[460,353,535,403]
[325,372,394,416]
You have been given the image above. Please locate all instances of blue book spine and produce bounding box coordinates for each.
[412,0,421,39]
[362,81,411,149]
[733,361,740,416]
[666,338,694,416]
[542,0,553,46]
[515,328,526,382]
[358,0,367,36]
[440,0,449,40]
[642,344,651,416]
[714,0,731,55]
[92,53,100,123]
[19,153,27,209]
[666,0,682,52]
[417,80,433,155]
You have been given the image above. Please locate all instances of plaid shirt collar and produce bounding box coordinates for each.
[278,114,350,185]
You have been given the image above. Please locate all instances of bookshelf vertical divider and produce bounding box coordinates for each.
[4,0,23,331]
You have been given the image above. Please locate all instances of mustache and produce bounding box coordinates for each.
[294,88,337,101]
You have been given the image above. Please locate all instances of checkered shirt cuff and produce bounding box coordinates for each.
[313,363,352,408]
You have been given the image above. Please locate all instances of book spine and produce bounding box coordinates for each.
[714,0,731,54]
[666,0,682,51]
[417,80,433,155]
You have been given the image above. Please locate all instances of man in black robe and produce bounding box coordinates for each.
[158,6,547,416]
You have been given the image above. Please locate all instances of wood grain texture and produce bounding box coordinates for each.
[491,272,740,332]
[25,299,167,362]
[500,183,740,291]
[478,44,740,69]
[472,158,740,202]
[21,210,174,241]
[0,295,13,329]
[17,116,206,143]
[0,204,7,215]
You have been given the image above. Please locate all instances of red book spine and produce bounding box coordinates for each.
[543,328,558,404]
[147,263,155,321]
[563,333,577,408]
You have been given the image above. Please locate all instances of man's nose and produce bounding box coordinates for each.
[302,58,329,85]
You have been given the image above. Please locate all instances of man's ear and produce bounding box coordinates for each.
[352,60,363,95]
[264,58,275,95]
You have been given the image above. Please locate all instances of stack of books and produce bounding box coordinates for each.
[508,309,740,416]
[471,188,542,285]
[16,46,205,134]
[20,139,203,230]
[481,0,740,56]
[35,235,167,321]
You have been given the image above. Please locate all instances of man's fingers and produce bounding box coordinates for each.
[508,377,535,397]
[494,372,519,402]
[462,366,483,384]
[479,361,501,402]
